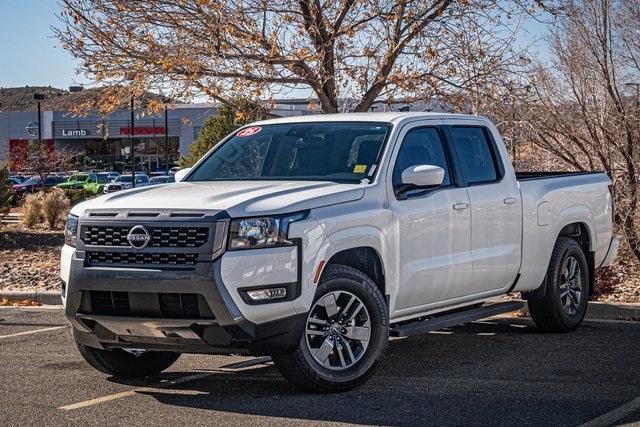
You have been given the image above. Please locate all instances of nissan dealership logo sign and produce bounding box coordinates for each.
[25,122,39,136]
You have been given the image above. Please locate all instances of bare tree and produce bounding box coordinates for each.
[13,142,73,191]
[54,0,539,114]
[525,0,640,262]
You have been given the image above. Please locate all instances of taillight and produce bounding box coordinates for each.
[608,184,616,222]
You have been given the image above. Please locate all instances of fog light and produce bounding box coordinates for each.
[245,287,287,301]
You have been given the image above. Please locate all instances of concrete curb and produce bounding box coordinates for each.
[516,300,640,321]
[0,291,61,305]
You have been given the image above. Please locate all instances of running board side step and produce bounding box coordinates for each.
[390,301,524,337]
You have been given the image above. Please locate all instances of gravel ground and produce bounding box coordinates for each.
[0,224,63,292]
[0,223,638,302]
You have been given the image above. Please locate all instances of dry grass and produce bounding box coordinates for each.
[0,297,41,306]
[0,223,63,292]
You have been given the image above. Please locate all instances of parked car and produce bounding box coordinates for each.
[148,175,175,185]
[102,174,150,193]
[8,177,23,186]
[83,173,113,195]
[9,175,28,184]
[13,176,65,197]
[168,166,181,175]
[105,172,120,181]
[57,174,91,190]
[61,113,617,392]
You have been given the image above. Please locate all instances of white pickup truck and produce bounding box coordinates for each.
[60,112,618,392]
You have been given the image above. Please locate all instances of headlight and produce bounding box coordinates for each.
[65,214,79,247]
[228,212,307,250]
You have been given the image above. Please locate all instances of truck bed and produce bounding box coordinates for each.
[515,169,612,293]
[515,171,605,181]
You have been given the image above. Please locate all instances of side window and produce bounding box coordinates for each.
[450,127,499,184]
[392,127,451,187]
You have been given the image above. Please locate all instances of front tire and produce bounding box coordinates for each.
[76,342,180,378]
[272,264,389,393]
[528,237,589,332]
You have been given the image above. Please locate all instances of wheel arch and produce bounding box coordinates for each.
[557,222,595,296]
[323,246,386,298]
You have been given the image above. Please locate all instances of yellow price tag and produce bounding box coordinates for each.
[353,164,367,173]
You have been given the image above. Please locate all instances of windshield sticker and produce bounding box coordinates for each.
[236,126,262,137]
[353,164,367,173]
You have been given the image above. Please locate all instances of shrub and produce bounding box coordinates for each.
[41,189,70,229]
[0,163,12,226]
[21,193,44,228]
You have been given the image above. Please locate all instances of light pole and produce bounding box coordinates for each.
[130,96,136,188]
[163,98,170,174]
[34,93,45,143]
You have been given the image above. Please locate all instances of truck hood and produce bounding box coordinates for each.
[71,180,365,217]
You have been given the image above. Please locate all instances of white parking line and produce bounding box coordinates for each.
[0,326,67,340]
[580,396,640,427]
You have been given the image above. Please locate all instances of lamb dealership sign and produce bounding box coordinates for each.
[62,129,88,137]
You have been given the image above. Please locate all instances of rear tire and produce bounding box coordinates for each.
[272,264,389,393]
[528,237,589,332]
[76,342,180,378]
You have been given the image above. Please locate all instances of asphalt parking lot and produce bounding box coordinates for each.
[1,307,639,426]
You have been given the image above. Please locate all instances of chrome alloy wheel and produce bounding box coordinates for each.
[559,256,583,315]
[305,291,371,370]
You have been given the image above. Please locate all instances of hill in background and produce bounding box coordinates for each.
[0,86,172,112]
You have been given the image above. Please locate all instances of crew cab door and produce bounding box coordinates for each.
[388,124,473,314]
[445,123,522,294]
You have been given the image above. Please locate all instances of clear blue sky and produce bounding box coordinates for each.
[0,0,84,89]
[0,1,550,91]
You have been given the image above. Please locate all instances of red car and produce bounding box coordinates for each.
[12,176,66,197]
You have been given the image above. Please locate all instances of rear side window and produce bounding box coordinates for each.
[450,127,499,185]
[393,127,451,187]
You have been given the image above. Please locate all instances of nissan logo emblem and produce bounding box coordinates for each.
[127,225,151,249]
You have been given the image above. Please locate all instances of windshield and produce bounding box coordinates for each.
[187,122,391,183]
[70,174,89,182]
[21,177,41,186]
[115,176,133,183]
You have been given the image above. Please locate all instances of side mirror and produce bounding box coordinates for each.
[174,168,191,182]
[400,165,445,188]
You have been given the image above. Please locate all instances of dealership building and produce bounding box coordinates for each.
[0,97,435,172]
[0,103,313,172]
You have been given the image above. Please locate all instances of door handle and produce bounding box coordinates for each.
[453,202,469,210]
[503,197,519,205]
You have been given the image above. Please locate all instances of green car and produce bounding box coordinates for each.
[57,173,111,194]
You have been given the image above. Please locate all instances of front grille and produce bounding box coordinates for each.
[81,226,209,248]
[86,251,198,266]
[159,293,200,318]
[90,291,130,316]
[88,291,209,318]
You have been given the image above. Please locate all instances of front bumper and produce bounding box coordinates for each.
[62,248,306,356]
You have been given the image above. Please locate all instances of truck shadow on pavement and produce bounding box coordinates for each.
[107,318,640,426]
